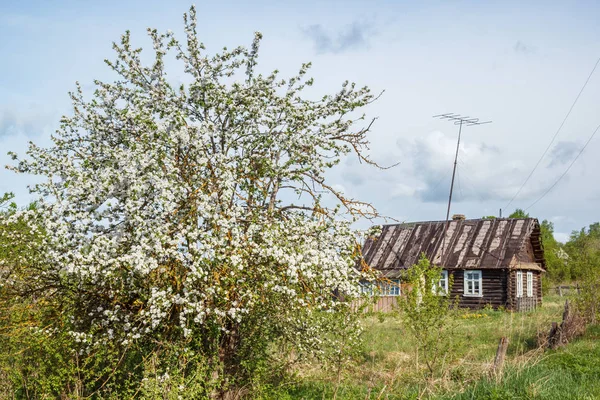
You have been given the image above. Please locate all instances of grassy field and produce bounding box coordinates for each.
[268,295,600,399]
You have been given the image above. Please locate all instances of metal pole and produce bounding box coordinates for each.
[432,113,491,266]
[441,120,463,263]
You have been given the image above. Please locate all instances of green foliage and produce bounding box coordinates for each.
[0,193,39,269]
[506,209,600,289]
[400,255,458,375]
[565,223,600,278]
[0,196,141,398]
[508,208,530,219]
[540,219,569,284]
[482,303,494,313]
[506,209,573,286]
[565,223,600,323]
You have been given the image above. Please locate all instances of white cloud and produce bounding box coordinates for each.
[0,105,57,138]
[302,21,375,54]
[394,130,541,203]
[513,40,537,55]
[554,232,570,243]
[391,183,416,197]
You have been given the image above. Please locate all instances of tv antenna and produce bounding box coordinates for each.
[433,113,492,263]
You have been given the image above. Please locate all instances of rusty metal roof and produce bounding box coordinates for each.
[362,218,546,277]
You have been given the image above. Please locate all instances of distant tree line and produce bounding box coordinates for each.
[505,209,599,285]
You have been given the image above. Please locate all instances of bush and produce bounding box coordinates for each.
[400,255,458,375]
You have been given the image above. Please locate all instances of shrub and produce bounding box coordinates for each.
[400,255,458,375]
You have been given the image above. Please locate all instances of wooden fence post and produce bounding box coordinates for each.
[558,286,563,297]
[548,300,572,349]
[493,336,509,378]
[548,322,559,349]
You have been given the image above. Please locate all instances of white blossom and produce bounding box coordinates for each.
[3,4,383,368]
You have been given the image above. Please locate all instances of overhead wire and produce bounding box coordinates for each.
[503,56,600,211]
[457,156,488,204]
[400,169,453,223]
[525,122,600,211]
[456,168,465,202]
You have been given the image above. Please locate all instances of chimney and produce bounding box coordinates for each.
[452,214,466,221]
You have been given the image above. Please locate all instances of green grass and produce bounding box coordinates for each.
[266,295,600,399]
[441,324,600,400]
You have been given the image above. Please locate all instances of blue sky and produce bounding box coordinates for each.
[2,0,600,241]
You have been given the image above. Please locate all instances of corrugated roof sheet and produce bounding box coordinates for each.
[362,218,546,277]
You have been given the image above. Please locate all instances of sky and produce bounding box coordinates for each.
[1,0,600,242]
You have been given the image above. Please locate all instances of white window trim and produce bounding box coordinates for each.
[526,271,533,297]
[516,271,523,298]
[435,270,449,295]
[463,270,483,297]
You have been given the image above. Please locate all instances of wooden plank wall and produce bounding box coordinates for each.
[372,296,399,312]
[352,296,399,313]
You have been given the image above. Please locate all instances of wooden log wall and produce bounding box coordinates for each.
[507,269,543,311]
[353,269,544,313]
[448,269,508,309]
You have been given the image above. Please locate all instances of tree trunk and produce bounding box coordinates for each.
[216,328,246,400]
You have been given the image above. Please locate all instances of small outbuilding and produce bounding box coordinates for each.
[361,216,546,312]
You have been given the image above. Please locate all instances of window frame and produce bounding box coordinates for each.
[516,271,523,298]
[463,270,483,297]
[381,279,401,296]
[526,271,533,297]
[435,270,449,295]
[360,281,374,296]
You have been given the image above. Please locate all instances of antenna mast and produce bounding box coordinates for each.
[433,113,492,264]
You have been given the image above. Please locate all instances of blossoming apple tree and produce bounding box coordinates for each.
[4,5,385,395]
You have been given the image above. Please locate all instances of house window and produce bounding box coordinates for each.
[435,270,449,294]
[464,270,482,296]
[360,280,401,296]
[380,279,401,296]
[526,271,533,297]
[360,282,374,296]
[516,271,523,298]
